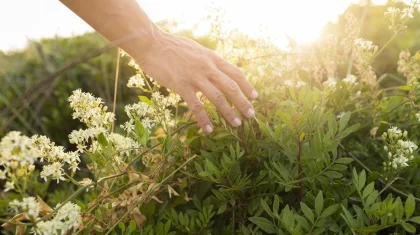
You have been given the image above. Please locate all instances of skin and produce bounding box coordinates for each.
[60,0,258,133]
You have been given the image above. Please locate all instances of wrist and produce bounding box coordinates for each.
[120,23,166,62]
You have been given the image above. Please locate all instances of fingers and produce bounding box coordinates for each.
[211,53,258,99]
[210,70,255,119]
[198,80,242,127]
[181,88,213,133]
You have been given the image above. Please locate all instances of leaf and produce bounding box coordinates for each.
[273,195,280,215]
[335,158,354,164]
[138,95,151,105]
[37,196,53,216]
[248,217,277,234]
[401,222,416,233]
[405,194,415,219]
[320,204,339,218]
[118,222,126,233]
[315,191,324,217]
[323,171,343,179]
[410,216,420,224]
[217,202,227,214]
[362,182,375,199]
[339,112,351,132]
[213,131,232,140]
[261,199,273,217]
[300,202,314,224]
[128,220,137,232]
[358,170,366,191]
[97,132,108,147]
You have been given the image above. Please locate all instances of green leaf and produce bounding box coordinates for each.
[300,202,314,224]
[405,194,415,219]
[248,217,277,234]
[138,95,151,105]
[358,170,366,191]
[261,199,273,217]
[128,219,136,232]
[410,216,420,224]
[323,171,343,179]
[401,222,416,233]
[362,182,375,199]
[217,202,227,214]
[118,222,126,233]
[273,195,280,215]
[335,157,354,164]
[320,204,339,218]
[213,131,232,140]
[315,191,324,217]
[95,210,102,221]
[339,112,351,132]
[97,132,108,147]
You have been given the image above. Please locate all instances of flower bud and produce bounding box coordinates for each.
[403,131,408,137]
[384,146,388,151]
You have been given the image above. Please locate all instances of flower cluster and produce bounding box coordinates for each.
[353,38,378,86]
[9,197,40,218]
[0,131,39,191]
[122,91,181,133]
[127,73,146,88]
[398,49,420,85]
[32,135,80,182]
[384,2,417,33]
[68,89,115,129]
[323,77,337,89]
[68,127,106,153]
[283,80,306,88]
[382,127,418,177]
[108,133,141,164]
[34,202,81,235]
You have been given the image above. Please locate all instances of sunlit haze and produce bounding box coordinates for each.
[0,0,392,52]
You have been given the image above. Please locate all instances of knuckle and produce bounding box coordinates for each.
[197,113,208,123]
[190,101,203,113]
[224,108,236,118]
[232,67,245,79]
[227,81,239,92]
[240,98,250,108]
[213,91,225,105]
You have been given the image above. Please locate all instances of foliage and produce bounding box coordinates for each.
[1,1,420,235]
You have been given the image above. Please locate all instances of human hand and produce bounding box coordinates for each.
[134,30,258,133]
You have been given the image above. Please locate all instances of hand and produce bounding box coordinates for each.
[134,30,258,133]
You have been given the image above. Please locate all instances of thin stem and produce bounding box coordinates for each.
[111,48,121,133]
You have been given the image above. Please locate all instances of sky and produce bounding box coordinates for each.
[0,0,390,52]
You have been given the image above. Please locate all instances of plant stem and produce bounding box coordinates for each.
[104,155,198,235]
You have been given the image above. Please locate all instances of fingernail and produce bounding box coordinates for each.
[251,90,259,99]
[204,124,213,133]
[233,118,242,127]
[246,108,255,118]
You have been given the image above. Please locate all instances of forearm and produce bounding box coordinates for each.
[60,0,163,59]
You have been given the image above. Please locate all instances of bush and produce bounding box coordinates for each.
[1,2,420,235]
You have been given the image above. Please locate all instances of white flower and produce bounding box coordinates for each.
[416,112,420,122]
[40,162,65,183]
[9,197,40,218]
[296,81,307,88]
[343,74,357,84]
[398,140,418,153]
[127,74,146,88]
[324,77,337,88]
[34,202,81,235]
[4,181,15,192]
[388,126,402,136]
[68,89,115,128]
[337,112,345,120]
[354,38,375,51]
[401,7,414,19]
[284,80,294,87]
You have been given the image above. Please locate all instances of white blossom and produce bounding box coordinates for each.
[127,74,146,88]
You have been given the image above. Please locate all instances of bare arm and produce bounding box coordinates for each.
[60,0,258,133]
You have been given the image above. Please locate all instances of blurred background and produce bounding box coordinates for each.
[0,0,419,145]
